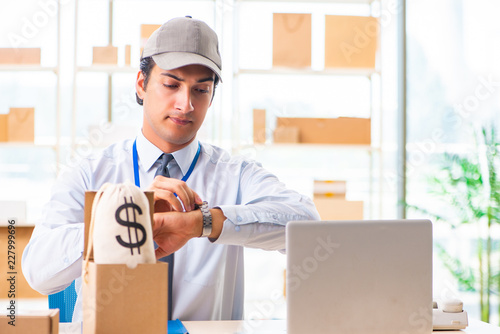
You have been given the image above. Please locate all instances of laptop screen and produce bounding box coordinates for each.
[286,220,433,334]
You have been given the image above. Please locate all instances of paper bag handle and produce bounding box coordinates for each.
[83,183,110,284]
[282,14,305,34]
[10,108,33,123]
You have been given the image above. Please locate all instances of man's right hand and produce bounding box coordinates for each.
[147,175,203,213]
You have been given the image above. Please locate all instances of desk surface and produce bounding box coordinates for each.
[60,318,500,334]
[184,319,499,334]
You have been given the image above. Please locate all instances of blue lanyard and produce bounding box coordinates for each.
[132,139,201,188]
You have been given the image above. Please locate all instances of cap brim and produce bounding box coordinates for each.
[152,52,222,83]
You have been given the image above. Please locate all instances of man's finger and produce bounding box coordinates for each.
[153,189,184,212]
[155,247,168,260]
[151,177,197,211]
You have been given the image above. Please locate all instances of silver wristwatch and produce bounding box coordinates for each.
[199,201,212,237]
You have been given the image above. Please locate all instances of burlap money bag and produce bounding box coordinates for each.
[86,182,156,269]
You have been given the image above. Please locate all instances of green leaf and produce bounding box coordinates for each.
[435,243,476,292]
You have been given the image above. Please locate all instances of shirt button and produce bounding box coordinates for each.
[235,226,241,232]
[237,216,242,222]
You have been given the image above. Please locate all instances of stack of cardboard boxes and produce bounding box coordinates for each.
[313,180,364,220]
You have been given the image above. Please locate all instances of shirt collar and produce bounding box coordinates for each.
[171,137,200,177]
[136,131,199,177]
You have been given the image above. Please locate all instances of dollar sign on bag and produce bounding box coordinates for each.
[115,196,146,255]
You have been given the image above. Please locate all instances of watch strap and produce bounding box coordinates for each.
[200,201,212,237]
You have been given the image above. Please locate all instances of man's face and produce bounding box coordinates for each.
[136,64,215,152]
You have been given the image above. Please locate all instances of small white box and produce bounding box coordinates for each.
[0,201,27,226]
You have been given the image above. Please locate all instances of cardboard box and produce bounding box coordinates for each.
[125,45,131,66]
[273,126,299,143]
[325,15,378,68]
[276,117,371,145]
[0,309,58,334]
[0,48,41,65]
[82,191,168,334]
[313,180,346,198]
[253,109,266,144]
[0,225,46,298]
[0,114,8,141]
[313,198,364,220]
[0,201,27,225]
[92,45,118,65]
[273,13,311,68]
[8,108,35,142]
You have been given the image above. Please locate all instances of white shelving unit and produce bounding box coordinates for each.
[70,0,220,152]
[0,3,62,196]
[0,0,394,222]
[231,0,385,219]
[77,66,137,74]
[0,17,62,167]
[0,65,59,72]
[0,4,63,300]
[236,67,378,76]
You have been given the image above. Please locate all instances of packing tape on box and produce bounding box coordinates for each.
[314,180,347,197]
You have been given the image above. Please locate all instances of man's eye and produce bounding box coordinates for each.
[163,84,177,89]
[195,88,210,94]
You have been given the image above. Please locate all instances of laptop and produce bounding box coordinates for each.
[286,220,433,334]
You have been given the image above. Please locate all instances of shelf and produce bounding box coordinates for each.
[236,0,374,3]
[236,67,378,77]
[406,142,482,155]
[0,222,36,227]
[0,65,58,73]
[109,0,215,2]
[80,67,378,78]
[237,143,380,151]
[77,65,138,74]
[0,142,57,149]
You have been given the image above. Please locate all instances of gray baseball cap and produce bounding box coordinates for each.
[142,16,222,82]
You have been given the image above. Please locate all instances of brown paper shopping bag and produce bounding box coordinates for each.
[0,114,8,142]
[140,24,161,56]
[253,109,266,144]
[325,15,379,68]
[82,190,168,334]
[273,13,312,68]
[8,108,34,142]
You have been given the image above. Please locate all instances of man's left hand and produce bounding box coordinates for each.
[153,210,203,259]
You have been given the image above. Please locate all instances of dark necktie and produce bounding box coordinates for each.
[155,153,174,320]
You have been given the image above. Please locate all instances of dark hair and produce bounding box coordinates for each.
[136,57,156,105]
[136,57,220,106]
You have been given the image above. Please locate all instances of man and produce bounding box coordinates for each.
[22,16,319,322]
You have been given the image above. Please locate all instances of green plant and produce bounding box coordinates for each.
[409,126,500,323]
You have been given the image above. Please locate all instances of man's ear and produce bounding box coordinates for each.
[136,70,146,100]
